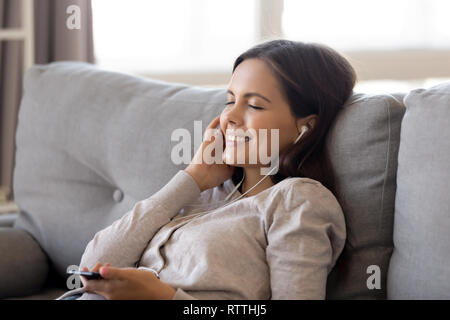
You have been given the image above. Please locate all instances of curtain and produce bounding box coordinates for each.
[0,0,95,200]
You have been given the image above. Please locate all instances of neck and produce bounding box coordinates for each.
[241,166,275,197]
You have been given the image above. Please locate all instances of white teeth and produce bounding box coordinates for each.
[226,134,251,142]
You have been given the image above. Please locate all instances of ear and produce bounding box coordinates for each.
[295,114,318,132]
[307,114,318,129]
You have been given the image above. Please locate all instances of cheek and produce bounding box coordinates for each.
[259,126,296,158]
[268,115,297,150]
[277,130,295,152]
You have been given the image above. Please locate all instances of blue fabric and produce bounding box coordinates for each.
[62,293,83,300]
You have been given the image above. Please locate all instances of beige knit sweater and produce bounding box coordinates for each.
[57,170,346,300]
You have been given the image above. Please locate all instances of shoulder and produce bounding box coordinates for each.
[256,177,345,230]
[275,176,324,198]
[258,176,340,212]
[283,177,342,214]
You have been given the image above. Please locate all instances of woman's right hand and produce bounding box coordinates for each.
[184,115,234,192]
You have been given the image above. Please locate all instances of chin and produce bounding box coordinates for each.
[223,149,245,166]
[223,155,259,169]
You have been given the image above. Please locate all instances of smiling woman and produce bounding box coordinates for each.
[57,39,353,300]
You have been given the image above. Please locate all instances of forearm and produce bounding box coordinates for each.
[80,170,201,269]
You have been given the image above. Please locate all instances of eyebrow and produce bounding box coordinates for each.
[227,89,272,103]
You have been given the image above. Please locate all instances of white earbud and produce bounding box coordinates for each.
[293,125,309,144]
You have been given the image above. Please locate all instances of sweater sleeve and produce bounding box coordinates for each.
[79,170,201,269]
[172,288,199,300]
[264,180,346,300]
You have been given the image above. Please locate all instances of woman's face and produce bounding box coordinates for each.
[220,58,302,168]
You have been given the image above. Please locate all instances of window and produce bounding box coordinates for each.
[92,0,258,74]
[283,0,450,51]
[92,0,450,90]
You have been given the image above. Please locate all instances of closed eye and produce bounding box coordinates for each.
[224,101,264,110]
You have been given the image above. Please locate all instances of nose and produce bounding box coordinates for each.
[223,101,245,129]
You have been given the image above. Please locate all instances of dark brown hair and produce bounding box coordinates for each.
[231,39,357,192]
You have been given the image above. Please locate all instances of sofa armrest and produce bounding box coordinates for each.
[0,227,49,299]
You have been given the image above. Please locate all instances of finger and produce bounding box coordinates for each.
[80,265,98,287]
[204,116,222,142]
[83,279,110,294]
[80,267,89,287]
[99,266,125,280]
[206,115,221,130]
[204,128,217,142]
[91,262,103,272]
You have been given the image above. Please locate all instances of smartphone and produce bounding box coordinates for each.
[67,270,103,280]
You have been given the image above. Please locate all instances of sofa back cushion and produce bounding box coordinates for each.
[14,62,227,276]
[325,93,405,299]
[387,82,450,299]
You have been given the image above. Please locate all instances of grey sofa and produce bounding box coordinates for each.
[1,61,449,300]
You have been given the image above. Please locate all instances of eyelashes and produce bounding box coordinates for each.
[224,101,263,110]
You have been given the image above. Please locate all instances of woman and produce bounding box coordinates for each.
[57,39,356,300]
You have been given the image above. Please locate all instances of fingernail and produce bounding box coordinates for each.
[100,266,108,276]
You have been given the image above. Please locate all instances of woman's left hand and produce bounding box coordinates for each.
[81,265,176,300]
